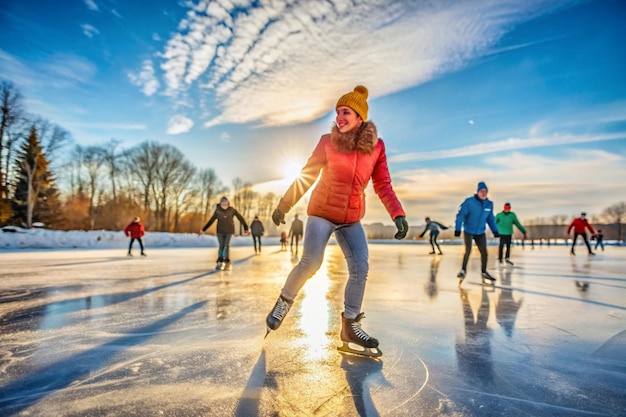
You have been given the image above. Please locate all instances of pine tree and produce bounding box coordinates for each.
[11,126,61,228]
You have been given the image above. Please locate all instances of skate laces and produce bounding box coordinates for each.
[351,313,372,341]
[272,297,290,320]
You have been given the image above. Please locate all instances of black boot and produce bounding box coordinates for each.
[266,295,293,332]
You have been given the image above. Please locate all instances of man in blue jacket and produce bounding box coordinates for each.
[455,181,499,284]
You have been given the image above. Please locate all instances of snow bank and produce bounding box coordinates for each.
[0,227,277,250]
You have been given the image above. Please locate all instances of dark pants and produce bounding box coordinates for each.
[498,235,512,260]
[217,233,232,261]
[252,235,262,252]
[290,234,302,253]
[572,233,592,253]
[462,233,488,273]
[128,238,144,254]
[429,231,441,253]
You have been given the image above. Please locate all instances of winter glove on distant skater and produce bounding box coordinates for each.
[493,232,500,238]
[394,216,409,240]
[272,208,285,226]
[454,230,461,237]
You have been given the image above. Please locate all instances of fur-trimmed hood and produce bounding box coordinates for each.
[330,121,378,154]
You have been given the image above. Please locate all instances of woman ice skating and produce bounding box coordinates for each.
[264,85,408,358]
[250,216,265,254]
[201,197,249,270]
[495,202,527,265]
[419,217,447,255]
[454,181,499,284]
[124,217,146,257]
[567,212,596,255]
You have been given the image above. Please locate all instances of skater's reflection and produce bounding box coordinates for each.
[570,257,591,295]
[341,355,388,416]
[216,275,232,320]
[424,256,441,300]
[495,268,523,338]
[456,288,495,387]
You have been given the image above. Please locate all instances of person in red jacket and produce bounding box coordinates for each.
[124,216,146,257]
[264,85,409,358]
[567,212,596,255]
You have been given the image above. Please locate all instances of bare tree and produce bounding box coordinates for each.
[82,145,106,229]
[196,168,224,216]
[102,139,121,203]
[125,141,159,212]
[0,81,25,199]
[602,202,626,244]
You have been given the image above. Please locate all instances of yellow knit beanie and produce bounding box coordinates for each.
[336,85,369,121]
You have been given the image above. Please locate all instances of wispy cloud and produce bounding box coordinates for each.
[81,23,100,38]
[150,0,569,128]
[167,115,194,135]
[389,131,626,163]
[84,0,99,12]
[128,60,160,96]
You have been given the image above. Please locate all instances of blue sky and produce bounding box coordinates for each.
[1,0,625,226]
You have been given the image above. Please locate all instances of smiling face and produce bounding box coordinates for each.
[336,106,362,133]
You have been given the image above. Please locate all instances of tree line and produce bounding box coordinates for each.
[0,80,281,233]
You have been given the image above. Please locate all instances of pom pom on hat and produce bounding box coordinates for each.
[336,85,369,121]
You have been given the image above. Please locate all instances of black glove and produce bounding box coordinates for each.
[493,231,500,238]
[454,230,461,237]
[393,216,408,240]
[272,208,285,226]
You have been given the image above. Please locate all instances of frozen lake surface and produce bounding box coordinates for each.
[0,243,625,416]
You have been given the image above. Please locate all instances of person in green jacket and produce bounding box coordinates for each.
[495,202,527,265]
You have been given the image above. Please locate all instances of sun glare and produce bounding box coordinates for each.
[283,159,304,183]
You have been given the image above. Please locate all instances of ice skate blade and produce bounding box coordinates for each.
[264,327,272,339]
[337,342,382,358]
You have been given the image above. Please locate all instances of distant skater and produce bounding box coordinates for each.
[495,202,527,265]
[289,214,304,255]
[280,230,288,251]
[250,215,265,254]
[567,212,595,256]
[419,217,447,254]
[124,216,146,257]
[594,229,605,252]
[201,196,249,270]
[454,182,499,284]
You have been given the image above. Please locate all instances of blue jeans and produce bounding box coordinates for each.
[217,233,232,260]
[281,216,369,320]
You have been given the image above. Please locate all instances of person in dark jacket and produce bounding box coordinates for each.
[288,214,304,255]
[201,197,249,270]
[454,181,499,284]
[593,229,604,252]
[419,217,448,255]
[124,216,146,257]
[250,215,265,254]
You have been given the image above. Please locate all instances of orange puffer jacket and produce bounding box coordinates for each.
[278,122,405,224]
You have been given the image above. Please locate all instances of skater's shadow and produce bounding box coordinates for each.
[424,257,441,300]
[495,268,523,338]
[0,301,206,415]
[1,271,216,332]
[50,257,127,267]
[235,349,274,416]
[456,288,495,388]
[341,355,389,417]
